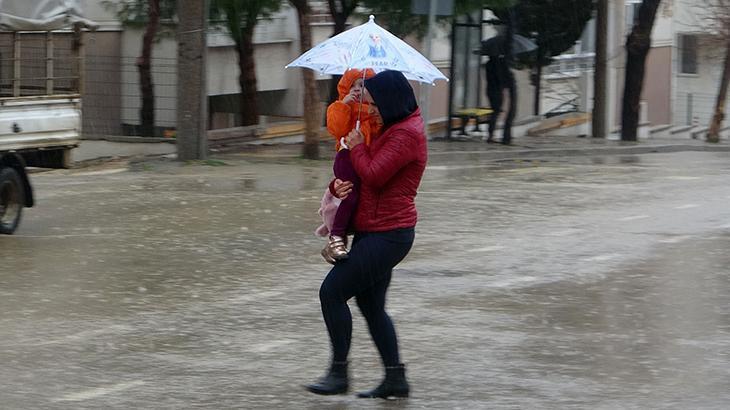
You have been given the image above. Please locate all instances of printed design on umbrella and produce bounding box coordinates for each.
[368,34,387,58]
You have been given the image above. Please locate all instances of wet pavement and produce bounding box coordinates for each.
[1,142,730,409]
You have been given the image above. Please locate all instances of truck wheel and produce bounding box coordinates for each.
[0,167,24,234]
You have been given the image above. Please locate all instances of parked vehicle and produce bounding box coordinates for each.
[0,1,95,234]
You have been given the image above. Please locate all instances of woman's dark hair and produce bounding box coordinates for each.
[364,70,418,128]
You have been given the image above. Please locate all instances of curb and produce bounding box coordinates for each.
[427,143,730,161]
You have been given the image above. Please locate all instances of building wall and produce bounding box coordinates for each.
[641,46,673,125]
[83,31,123,137]
[81,0,513,135]
[674,38,728,127]
[672,0,729,127]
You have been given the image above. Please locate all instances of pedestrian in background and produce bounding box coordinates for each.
[485,54,517,144]
[306,70,427,400]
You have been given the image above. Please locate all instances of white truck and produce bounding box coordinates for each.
[0,0,95,233]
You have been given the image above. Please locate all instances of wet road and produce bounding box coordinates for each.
[1,145,729,409]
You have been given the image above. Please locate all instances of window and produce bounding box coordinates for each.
[679,34,698,75]
[625,1,642,35]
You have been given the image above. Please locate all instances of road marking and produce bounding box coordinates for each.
[619,215,650,221]
[225,290,284,304]
[249,339,295,353]
[8,234,116,239]
[467,245,505,253]
[35,325,133,346]
[71,168,128,176]
[657,235,693,244]
[674,204,700,209]
[582,254,620,262]
[547,228,585,237]
[54,381,145,402]
[664,176,702,180]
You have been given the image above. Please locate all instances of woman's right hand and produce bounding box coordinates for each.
[333,178,353,200]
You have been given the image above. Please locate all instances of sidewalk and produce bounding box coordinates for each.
[75,122,730,165]
[231,131,730,162]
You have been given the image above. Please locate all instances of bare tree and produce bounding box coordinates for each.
[290,0,321,159]
[211,0,282,127]
[326,0,359,103]
[138,0,160,137]
[105,0,177,137]
[703,0,730,143]
[621,0,662,141]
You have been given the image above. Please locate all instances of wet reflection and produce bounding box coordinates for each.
[1,148,729,407]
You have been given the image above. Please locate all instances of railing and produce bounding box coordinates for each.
[0,31,82,98]
[675,92,729,127]
[544,53,595,79]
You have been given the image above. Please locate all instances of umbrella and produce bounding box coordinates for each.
[478,34,537,57]
[286,15,448,85]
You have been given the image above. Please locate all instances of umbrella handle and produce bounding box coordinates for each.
[355,69,366,132]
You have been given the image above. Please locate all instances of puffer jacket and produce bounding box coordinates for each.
[326,68,378,149]
[350,71,427,232]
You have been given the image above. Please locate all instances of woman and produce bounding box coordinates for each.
[305,70,428,399]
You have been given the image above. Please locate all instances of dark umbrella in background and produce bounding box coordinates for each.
[478,34,537,57]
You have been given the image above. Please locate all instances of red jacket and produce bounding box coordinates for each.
[350,108,427,232]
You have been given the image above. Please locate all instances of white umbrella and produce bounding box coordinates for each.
[286,15,448,85]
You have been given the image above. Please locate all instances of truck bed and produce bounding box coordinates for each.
[0,95,80,152]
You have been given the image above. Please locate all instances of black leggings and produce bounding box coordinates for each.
[319,228,415,367]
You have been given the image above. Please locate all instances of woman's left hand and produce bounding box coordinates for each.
[346,129,364,148]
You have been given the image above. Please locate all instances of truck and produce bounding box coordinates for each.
[0,0,96,234]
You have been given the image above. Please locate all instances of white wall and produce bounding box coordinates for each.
[672,0,729,126]
[78,0,122,30]
[120,29,177,128]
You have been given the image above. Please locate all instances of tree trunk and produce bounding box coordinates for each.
[176,0,208,160]
[293,1,321,159]
[327,0,351,104]
[707,39,730,143]
[137,0,160,137]
[621,0,661,141]
[593,0,608,139]
[237,26,259,126]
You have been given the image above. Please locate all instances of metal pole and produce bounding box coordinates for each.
[687,93,693,126]
[73,24,85,96]
[419,0,437,138]
[593,0,608,138]
[46,32,54,95]
[13,32,20,97]
[177,0,209,160]
[447,19,457,140]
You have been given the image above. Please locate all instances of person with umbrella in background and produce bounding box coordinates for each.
[480,21,537,144]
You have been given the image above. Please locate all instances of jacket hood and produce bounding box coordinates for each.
[364,70,418,128]
[337,68,376,99]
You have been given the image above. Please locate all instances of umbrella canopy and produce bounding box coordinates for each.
[286,15,448,85]
[478,34,537,57]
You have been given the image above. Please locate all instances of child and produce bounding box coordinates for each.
[316,68,379,263]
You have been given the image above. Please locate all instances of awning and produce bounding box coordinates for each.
[0,0,98,31]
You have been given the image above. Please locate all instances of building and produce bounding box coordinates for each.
[544,0,729,137]
[78,1,465,139]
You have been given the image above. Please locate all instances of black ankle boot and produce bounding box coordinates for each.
[305,361,349,395]
[356,363,409,399]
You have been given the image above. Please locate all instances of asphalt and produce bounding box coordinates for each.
[1,139,730,409]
